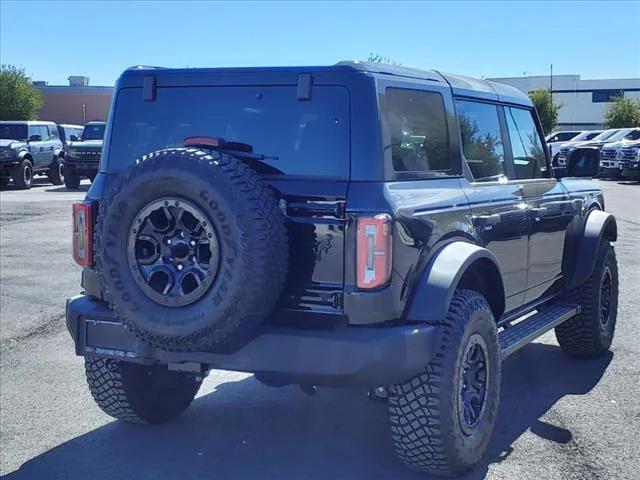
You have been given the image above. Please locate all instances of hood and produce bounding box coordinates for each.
[68,139,104,149]
[603,140,639,150]
[0,139,26,148]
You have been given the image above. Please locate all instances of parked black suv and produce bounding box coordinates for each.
[64,121,106,189]
[67,63,618,476]
[0,121,65,189]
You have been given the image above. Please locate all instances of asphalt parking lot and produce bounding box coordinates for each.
[0,178,639,480]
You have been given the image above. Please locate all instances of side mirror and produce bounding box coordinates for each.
[28,134,42,142]
[69,135,79,142]
[566,147,599,178]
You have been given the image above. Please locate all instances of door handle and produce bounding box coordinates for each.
[529,206,548,222]
[472,213,501,230]
[49,146,54,151]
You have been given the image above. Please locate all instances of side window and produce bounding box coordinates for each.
[455,100,506,182]
[39,125,49,140]
[505,107,547,179]
[384,88,452,174]
[49,125,59,139]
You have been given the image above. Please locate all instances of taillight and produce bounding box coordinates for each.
[357,214,392,289]
[73,201,94,266]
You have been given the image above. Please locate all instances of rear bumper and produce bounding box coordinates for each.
[66,295,441,388]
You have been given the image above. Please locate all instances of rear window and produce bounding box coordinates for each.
[106,86,350,178]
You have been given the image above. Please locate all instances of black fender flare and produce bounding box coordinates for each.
[17,150,33,163]
[568,210,617,288]
[405,241,505,323]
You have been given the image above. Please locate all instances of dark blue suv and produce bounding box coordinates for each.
[67,62,618,476]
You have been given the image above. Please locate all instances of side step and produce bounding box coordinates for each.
[499,304,580,360]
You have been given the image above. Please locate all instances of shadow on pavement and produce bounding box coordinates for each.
[4,344,612,480]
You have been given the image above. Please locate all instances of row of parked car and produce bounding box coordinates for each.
[546,127,640,180]
[0,120,106,190]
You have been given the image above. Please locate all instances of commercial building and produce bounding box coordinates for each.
[488,74,640,131]
[34,76,113,125]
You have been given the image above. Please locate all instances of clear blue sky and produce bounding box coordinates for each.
[1,1,639,86]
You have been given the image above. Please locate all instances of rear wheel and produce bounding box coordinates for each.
[84,357,202,424]
[388,290,501,476]
[48,157,65,185]
[64,167,81,189]
[555,241,618,357]
[12,160,33,190]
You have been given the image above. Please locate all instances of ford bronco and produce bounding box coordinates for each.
[0,121,64,189]
[66,62,618,476]
[64,121,106,189]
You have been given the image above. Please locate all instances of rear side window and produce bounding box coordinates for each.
[455,100,506,182]
[107,86,350,178]
[384,88,451,174]
[504,107,547,179]
[49,125,59,139]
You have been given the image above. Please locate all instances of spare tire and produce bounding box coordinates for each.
[95,148,288,352]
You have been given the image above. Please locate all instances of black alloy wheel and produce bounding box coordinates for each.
[127,197,219,307]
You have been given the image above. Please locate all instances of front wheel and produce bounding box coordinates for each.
[12,160,33,189]
[555,241,618,357]
[85,357,202,424]
[48,157,65,185]
[64,167,81,189]
[388,290,501,476]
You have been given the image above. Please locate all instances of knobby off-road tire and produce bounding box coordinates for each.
[388,290,501,477]
[95,148,288,352]
[12,159,33,189]
[64,167,81,189]
[85,357,201,424]
[555,240,618,357]
[48,157,65,185]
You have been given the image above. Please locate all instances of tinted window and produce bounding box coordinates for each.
[384,88,451,173]
[505,107,546,179]
[82,124,106,140]
[107,86,349,177]
[0,124,28,140]
[592,90,624,103]
[32,125,49,140]
[549,132,579,142]
[455,100,506,182]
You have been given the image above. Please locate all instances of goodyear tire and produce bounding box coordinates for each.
[85,357,201,424]
[64,167,81,189]
[388,290,501,477]
[12,159,33,190]
[555,241,618,357]
[95,148,288,352]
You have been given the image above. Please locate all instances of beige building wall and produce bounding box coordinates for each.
[36,86,113,125]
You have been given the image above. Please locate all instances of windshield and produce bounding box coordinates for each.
[624,129,640,141]
[0,124,28,141]
[571,130,601,142]
[82,124,106,140]
[592,130,621,142]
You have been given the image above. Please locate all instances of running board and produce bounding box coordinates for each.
[499,304,580,360]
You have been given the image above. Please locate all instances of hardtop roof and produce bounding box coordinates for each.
[120,61,532,107]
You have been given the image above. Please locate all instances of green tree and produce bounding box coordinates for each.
[0,65,43,120]
[603,96,640,128]
[367,53,401,66]
[528,89,563,135]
